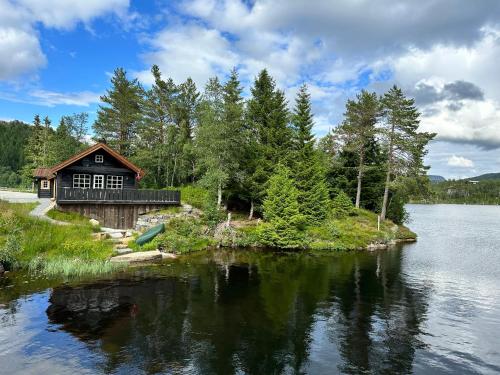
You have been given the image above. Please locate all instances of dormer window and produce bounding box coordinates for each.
[95,154,104,163]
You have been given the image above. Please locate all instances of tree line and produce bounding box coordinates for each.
[20,65,434,227]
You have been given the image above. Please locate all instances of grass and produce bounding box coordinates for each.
[0,200,120,277]
[47,208,101,231]
[132,217,214,254]
[306,209,415,251]
[154,205,183,215]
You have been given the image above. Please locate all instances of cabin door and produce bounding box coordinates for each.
[93,175,104,189]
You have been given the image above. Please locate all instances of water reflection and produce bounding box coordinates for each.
[42,249,429,374]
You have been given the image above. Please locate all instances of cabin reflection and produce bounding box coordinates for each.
[44,250,430,374]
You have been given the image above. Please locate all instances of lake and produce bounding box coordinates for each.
[1,204,500,374]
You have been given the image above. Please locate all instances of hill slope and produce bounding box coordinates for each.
[466,173,500,181]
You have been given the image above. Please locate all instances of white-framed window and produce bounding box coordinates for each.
[73,174,91,189]
[106,175,123,189]
[41,180,49,190]
[95,154,104,163]
[93,175,104,189]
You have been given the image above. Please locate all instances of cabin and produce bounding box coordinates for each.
[33,142,180,229]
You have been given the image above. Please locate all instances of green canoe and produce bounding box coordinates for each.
[136,223,165,246]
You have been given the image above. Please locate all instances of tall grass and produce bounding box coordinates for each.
[0,200,118,277]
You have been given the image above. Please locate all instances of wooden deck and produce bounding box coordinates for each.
[57,187,180,205]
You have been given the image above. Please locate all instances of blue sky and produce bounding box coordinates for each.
[2,0,500,179]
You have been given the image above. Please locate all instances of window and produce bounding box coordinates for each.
[95,154,104,163]
[73,174,91,189]
[41,180,49,190]
[93,175,104,189]
[106,175,123,189]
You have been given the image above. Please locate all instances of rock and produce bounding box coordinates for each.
[115,248,133,255]
[125,231,133,238]
[110,250,162,263]
[108,232,124,239]
[92,232,109,240]
[161,252,177,259]
[89,219,100,226]
[115,243,129,249]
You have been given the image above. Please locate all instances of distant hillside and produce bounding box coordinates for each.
[428,175,446,183]
[466,173,500,181]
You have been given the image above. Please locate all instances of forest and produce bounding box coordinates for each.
[414,179,500,205]
[3,66,433,247]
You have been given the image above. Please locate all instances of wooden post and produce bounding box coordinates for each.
[377,215,380,231]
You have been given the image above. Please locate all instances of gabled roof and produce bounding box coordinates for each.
[33,167,55,179]
[47,143,145,178]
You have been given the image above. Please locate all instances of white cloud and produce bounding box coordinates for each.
[29,89,101,107]
[0,0,130,80]
[135,23,238,87]
[447,155,474,168]
[17,0,129,29]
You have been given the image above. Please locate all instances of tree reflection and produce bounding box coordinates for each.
[45,248,429,374]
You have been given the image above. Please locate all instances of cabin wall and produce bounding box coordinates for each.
[37,178,54,198]
[57,203,169,229]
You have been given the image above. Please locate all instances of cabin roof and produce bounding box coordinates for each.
[33,167,55,179]
[44,143,145,178]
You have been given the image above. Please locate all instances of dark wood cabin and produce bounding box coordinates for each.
[33,143,180,229]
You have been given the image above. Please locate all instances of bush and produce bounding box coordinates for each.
[259,165,308,249]
[144,217,214,254]
[0,231,22,270]
[179,185,209,209]
[332,191,355,218]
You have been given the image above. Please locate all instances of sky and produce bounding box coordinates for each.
[1,0,500,179]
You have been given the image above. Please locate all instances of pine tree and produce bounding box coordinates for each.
[259,164,307,248]
[93,68,144,156]
[53,117,82,163]
[291,84,329,224]
[338,90,381,208]
[379,86,435,220]
[137,65,179,187]
[246,69,292,212]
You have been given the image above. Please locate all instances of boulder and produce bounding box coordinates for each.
[110,250,162,264]
[115,248,133,255]
[161,252,177,260]
[89,219,100,226]
[108,232,124,239]
[115,243,129,249]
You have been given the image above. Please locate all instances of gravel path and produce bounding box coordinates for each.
[0,190,68,225]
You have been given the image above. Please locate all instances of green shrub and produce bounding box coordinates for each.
[332,190,355,218]
[0,231,22,270]
[141,217,213,254]
[179,185,209,209]
[258,165,308,249]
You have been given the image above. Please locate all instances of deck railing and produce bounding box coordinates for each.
[57,187,180,204]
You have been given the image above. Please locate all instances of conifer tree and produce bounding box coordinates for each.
[259,164,307,248]
[291,84,329,224]
[53,117,81,162]
[379,86,435,220]
[246,69,292,210]
[138,65,179,187]
[93,68,144,156]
